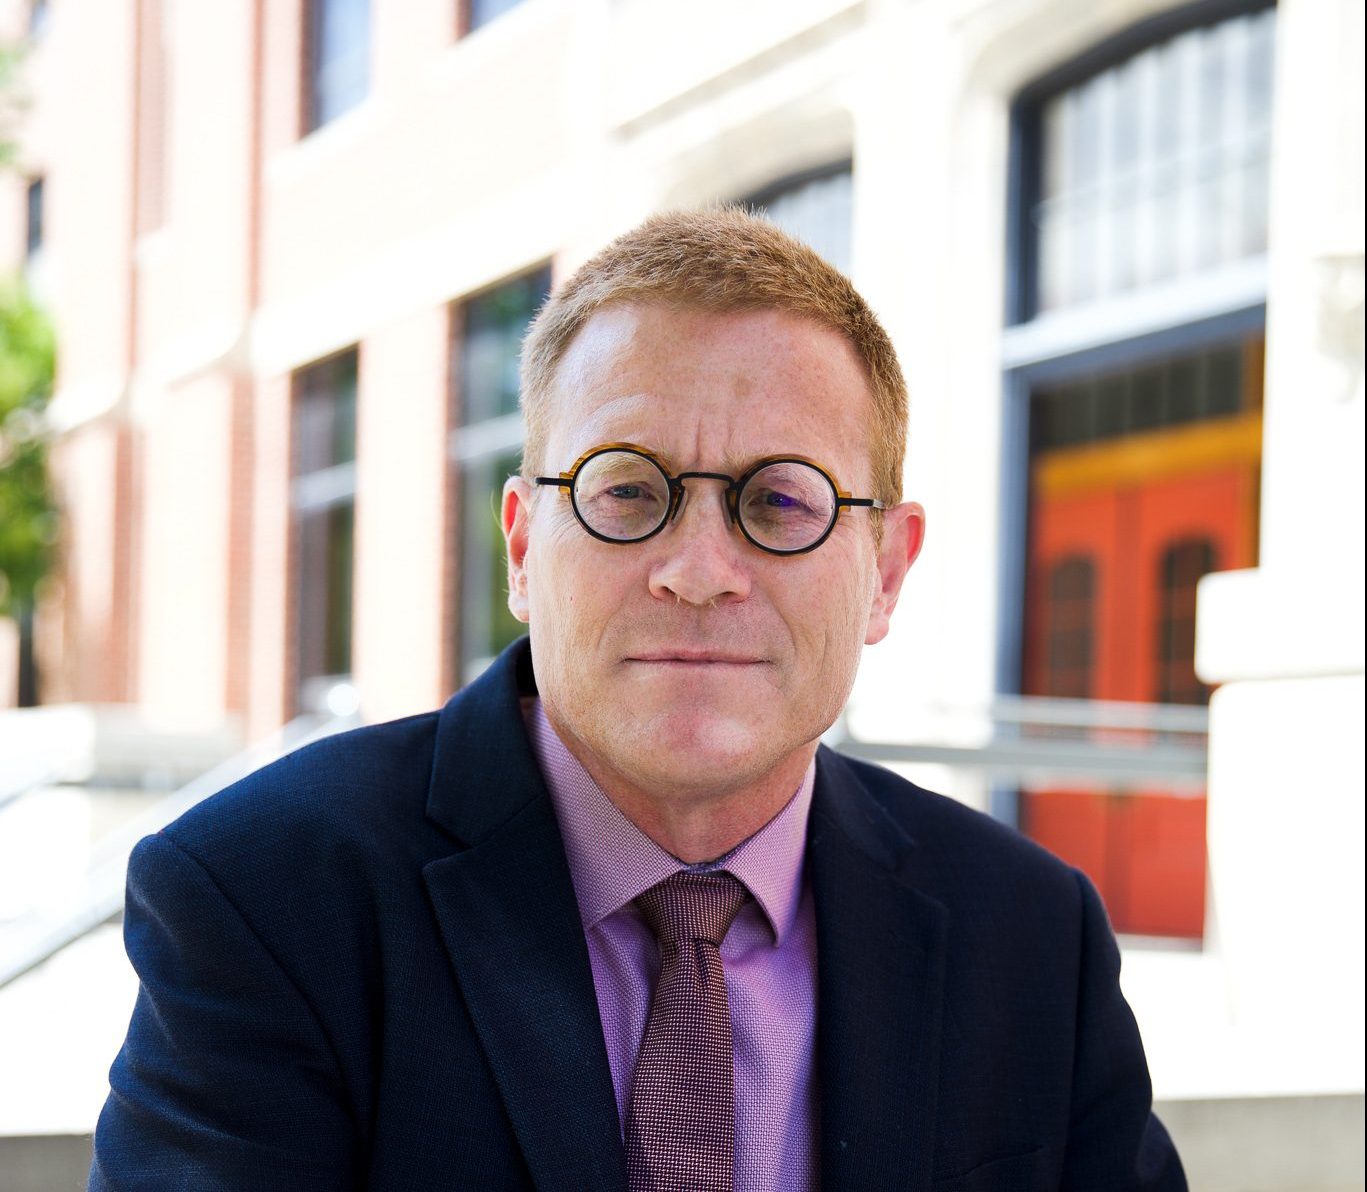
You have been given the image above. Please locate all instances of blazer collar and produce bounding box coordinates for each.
[422,641,950,1192]
[422,639,627,1192]
[810,746,949,1192]
[425,636,546,846]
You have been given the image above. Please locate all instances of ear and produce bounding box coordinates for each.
[502,475,534,624]
[865,501,925,645]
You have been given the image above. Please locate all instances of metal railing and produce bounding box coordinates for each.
[1,693,1208,989]
[828,694,1208,790]
[0,712,355,990]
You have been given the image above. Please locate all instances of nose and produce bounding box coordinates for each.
[646,477,752,607]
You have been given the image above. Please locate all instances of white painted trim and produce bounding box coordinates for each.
[1001,254,1268,370]
[248,189,563,377]
[291,460,357,511]
[46,377,124,435]
[449,412,525,464]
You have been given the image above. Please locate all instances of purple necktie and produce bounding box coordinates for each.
[625,871,750,1192]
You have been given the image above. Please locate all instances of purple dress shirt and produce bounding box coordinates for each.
[525,700,819,1191]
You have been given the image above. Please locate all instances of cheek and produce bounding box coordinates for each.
[526,539,624,644]
[809,578,877,681]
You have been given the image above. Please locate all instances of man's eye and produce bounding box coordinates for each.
[608,484,647,499]
[749,488,808,513]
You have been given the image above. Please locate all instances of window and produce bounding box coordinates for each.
[463,0,526,35]
[746,163,854,275]
[24,177,42,261]
[292,349,359,714]
[1044,557,1095,700]
[1008,2,1275,940]
[1029,341,1245,451]
[451,267,551,679]
[1027,5,1275,315]
[304,0,370,133]
[1009,3,1276,699]
[1156,538,1217,705]
[24,177,48,301]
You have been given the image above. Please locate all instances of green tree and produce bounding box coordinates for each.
[0,41,25,169]
[0,280,57,705]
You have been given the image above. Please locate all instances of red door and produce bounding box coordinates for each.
[1022,422,1259,939]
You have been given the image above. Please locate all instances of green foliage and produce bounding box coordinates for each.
[0,42,26,170]
[0,280,57,616]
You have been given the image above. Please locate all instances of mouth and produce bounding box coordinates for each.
[626,651,767,667]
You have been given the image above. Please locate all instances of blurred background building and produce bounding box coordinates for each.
[0,0,1361,1187]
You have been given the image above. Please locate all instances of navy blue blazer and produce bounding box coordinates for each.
[90,639,1185,1190]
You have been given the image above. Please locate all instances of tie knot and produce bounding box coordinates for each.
[635,871,749,948]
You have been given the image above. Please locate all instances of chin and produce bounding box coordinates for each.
[619,707,773,785]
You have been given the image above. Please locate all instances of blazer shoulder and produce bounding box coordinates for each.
[158,709,445,872]
[820,746,1082,903]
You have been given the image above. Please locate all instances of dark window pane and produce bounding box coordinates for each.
[747,165,854,275]
[1130,364,1166,431]
[295,499,354,686]
[324,503,354,676]
[1045,556,1095,699]
[1167,355,1202,423]
[307,0,369,132]
[295,351,358,474]
[1129,366,1163,433]
[459,269,551,425]
[1095,374,1130,439]
[459,449,525,673]
[1031,338,1258,451]
[292,348,359,705]
[1206,346,1242,416]
[1040,382,1093,449]
[1156,538,1217,704]
[25,178,43,258]
[469,0,525,32]
[455,268,550,673]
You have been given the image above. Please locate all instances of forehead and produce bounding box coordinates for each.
[545,302,872,471]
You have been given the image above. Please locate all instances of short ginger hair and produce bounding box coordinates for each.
[519,207,908,508]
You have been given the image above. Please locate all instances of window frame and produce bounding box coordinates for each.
[996,0,1276,700]
[301,0,372,136]
[447,265,553,684]
[24,177,43,261]
[459,0,528,38]
[742,159,855,276]
[290,347,361,716]
[1006,0,1277,330]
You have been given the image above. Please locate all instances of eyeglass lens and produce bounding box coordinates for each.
[570,450,838,552]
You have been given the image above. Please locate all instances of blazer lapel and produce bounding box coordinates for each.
[422,643,626,1192]
[809,747,949,1192]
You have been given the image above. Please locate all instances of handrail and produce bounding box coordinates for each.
[828,694,1209,788]
[0,712,356,990]
[2,694,1210,988]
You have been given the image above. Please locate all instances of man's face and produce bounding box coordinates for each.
[503,303,923,803]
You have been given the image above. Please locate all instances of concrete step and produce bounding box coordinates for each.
[1157,1094,1364,1192]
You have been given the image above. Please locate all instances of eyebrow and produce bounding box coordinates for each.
[645,447,817,476]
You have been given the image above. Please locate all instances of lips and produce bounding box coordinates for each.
[627,650,766,665]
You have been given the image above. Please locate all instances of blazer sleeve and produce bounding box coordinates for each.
[1062,868,1188,1191]
[89,831,360,1191]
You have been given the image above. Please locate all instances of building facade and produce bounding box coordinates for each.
[0,0,1362,1178]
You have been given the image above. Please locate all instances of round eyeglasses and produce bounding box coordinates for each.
[534,443,885,556]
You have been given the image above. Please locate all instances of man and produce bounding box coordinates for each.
[91,210,1186,1189]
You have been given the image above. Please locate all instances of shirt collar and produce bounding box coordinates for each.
[525,698,814,945]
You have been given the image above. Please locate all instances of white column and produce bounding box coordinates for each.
[1196,0,1365,1095]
